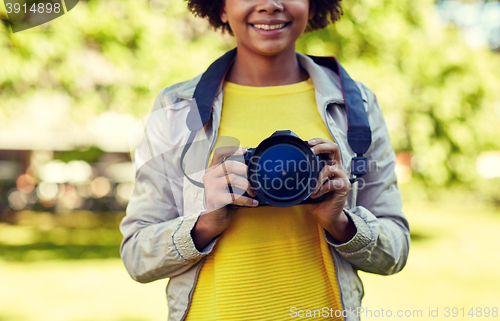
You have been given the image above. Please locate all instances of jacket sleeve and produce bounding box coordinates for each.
[119,92,217,284]
[323,83,410,275]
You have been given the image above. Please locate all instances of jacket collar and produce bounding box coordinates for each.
[297,52,345,104]
[174,49,349,106]
[177,48,372,157]
[177,48,372,184]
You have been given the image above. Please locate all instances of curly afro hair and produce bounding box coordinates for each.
[186,0,342,35]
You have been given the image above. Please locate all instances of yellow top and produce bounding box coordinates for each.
[185,79,343,320]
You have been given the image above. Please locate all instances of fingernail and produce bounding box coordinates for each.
[309,139,316,144]
[252,200,259,206]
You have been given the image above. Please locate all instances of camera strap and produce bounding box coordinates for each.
[181,48,372,187]
[306,55,372,183]
[181,49,238,188]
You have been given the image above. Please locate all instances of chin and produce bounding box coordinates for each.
[253,43,295,56]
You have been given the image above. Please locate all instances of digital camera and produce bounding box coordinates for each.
[227,130,327,207]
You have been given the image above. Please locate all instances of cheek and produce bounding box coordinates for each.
[226,8,250,29]
[299,6,312,28]
[295,1,312,20]
[287,5,310,26]
[301,5,312,22]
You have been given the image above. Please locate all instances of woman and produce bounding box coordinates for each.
[120,0,410,319]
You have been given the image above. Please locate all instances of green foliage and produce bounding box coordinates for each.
[1,0,499,196]
[0,0,234,122]
[297,0,500,196]
[53,146,103,163]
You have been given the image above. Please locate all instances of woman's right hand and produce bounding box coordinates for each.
[192,146,258,250]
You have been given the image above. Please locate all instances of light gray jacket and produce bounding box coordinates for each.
[120,52,410,321]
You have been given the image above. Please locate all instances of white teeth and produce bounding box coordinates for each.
[253,23,286,30]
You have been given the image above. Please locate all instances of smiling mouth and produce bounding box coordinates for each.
[250,23,289,31]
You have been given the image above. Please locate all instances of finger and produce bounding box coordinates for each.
[231,185,258,198]
[212,146,246,166]
[211,160,248,178]
[219,193,259,207]
[222,166,235,196]
[312,165,347,194]
[315,176,351,198]
[219,173,256,198]
[310,141,342,165]
[316,165,343,190]
[307,137,331,147]
[310,179,335,199]
[231,194,259,207]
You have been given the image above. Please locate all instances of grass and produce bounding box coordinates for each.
[0,202,499,320]
[0,259,167,321]
[360,203,500,320]
[0,211,123,261]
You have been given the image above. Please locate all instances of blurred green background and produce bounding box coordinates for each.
[1,0,500,320]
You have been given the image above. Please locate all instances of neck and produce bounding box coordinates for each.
[225,46,309,86]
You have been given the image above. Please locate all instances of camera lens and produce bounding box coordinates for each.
[256,145,311,201]
[247,131,319,207]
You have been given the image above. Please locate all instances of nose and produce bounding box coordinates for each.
[256,0,284,14]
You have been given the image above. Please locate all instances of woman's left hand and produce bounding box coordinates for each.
[306,138,356,243]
